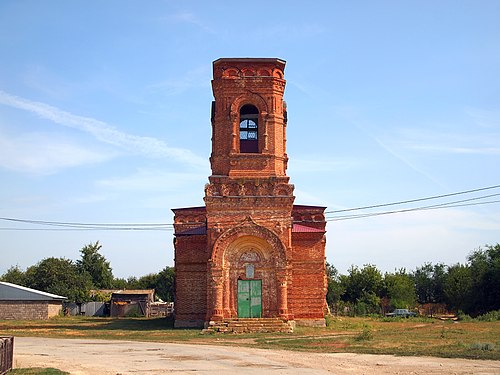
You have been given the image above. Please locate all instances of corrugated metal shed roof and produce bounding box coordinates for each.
[111,289,155,296]
[0,281,66,301]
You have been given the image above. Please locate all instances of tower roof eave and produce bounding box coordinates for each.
[213,57,286,71]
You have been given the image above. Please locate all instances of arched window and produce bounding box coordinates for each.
[239,104,259,153]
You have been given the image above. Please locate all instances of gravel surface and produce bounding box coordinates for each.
[13,337,500,374]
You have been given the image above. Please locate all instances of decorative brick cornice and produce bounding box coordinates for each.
[205,178,294,198]
[210,217,288,268]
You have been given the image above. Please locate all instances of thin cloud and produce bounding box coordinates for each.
[96,169,206,192]
[252,24,325,40]
[0,131,113,175]
[290,157,362,173]
[330,208,500,274]
[0,90,208,168]
[293,188,334,208]
[390,127,500,156]
[288,79,332,100]
[72,194,109,204]
[410,145,500,155]
[147,65,210,95]
[333,106,444,186]
[373,136,446,188]
[466,107,500,129]
[165,11,216,34]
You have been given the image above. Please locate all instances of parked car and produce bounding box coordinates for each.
[385,309,417,318]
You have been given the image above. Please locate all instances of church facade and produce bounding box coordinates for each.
[173,58,327,328]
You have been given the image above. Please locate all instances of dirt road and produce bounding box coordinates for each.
[13,337,500,374]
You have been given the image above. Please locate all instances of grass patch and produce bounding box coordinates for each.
[469,342,496,351]
[11,369,69,375]
[354,324,373,341]
[476,310,500,322]
[255,317,500,359]
[0,316,202,342]
[1,315,499,360]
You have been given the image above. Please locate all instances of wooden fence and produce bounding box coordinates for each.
[150,302,174,317]
[0,336,14,375]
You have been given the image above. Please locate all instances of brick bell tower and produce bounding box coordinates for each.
[205,58,294,321]
[173,58,327,328]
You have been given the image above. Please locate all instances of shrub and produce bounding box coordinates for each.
[354,324,373,341]
[325,314,335,327]
[475,310,500,322]
[457,311,473,321]
[469,342,496,351]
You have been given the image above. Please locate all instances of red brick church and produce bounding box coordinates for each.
[173,58,327,328]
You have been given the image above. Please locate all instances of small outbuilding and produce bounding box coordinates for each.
[0,281,66,320]
[110,290,154,318]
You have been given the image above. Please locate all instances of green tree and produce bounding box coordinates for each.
[341,264,383,315]
[24,257,92,303]
[384,269,417,309]
[125,276,140,289]
[0,265,26,285]
[443,263,473,313]
[76,241,113,289]
[136,273,158,290]
[156,266,175,302]
[412,263,447,304]
[112,277,129,289]
[325,262,344,311]
[134,267,175,302]
[467,244,500,315]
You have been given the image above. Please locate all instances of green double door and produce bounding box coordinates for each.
[237,279,262,318]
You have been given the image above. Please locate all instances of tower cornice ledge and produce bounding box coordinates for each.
[213,57,286,66]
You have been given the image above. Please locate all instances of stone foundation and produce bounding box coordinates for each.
[295,318,326,327]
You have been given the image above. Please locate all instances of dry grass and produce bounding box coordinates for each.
[1,316,499,360]
[265,317,500,360]
[10,369,69,374]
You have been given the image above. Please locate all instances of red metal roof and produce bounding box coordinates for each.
[292,224,325,233]
[176,225,207,236]
[176,224,323,236]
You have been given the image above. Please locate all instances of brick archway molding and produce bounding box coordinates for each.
[207,217,292,321]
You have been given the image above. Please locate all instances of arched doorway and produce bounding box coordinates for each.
[224,235,275,318]
[208,220,291,321]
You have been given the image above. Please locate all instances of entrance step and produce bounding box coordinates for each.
[202,318,294,334]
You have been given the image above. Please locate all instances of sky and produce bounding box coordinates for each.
[1,1,499,279]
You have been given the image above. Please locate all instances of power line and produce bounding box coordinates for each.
[326,192,500,219]
[0,217,174,227]
[324,184,500,214]
[0,227,174,231]
[0,184,499,230]
[0,217,174,231]
[327,199,500,222]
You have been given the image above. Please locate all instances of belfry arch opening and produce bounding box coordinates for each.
[239,104,259,153]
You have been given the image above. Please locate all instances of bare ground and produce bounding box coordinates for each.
[13,337,500,375]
